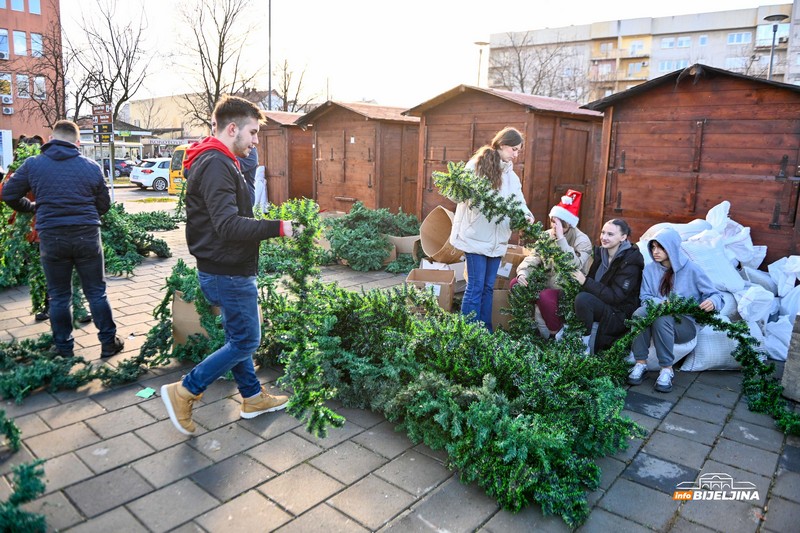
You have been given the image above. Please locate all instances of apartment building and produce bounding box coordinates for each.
[488,2,795,102]
[0,0,59,170]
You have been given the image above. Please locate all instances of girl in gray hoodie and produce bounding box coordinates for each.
[628,227,723,392]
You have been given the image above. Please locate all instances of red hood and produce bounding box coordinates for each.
[184,137,241,171]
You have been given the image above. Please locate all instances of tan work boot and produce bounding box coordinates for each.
[161,382,202,435]
[241,387,289,419]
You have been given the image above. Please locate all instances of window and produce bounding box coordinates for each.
[0,0,6,8]
[725,57,748,69]
[699,35,708,46]
[0,73,10,95]
[30,33,41,57]
[627,62,643,76]
[661,38,675,49]
[29,0,40,14]
[13,30,26,55]
[598,63,612,75]
[16,74,29,98]
[599,42,614,54]
[10,0,21,11]
[677,36,691,48]
[727,32,752,45]
[33,76,45,99]
[0,29,8,56]
[629,40,645,55]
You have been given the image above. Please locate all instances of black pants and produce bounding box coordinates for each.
[574,292,627,352]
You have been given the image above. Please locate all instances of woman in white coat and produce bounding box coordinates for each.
[253,165,267,211]
[449,127,534,331]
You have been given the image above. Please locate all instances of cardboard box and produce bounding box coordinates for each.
[385,234,421,260]
[495,244,531,290]
[420,258,466,293]
[405,268,455,312]
[492,289,512,331]
[172,290,221,346]
[461,245,531,290]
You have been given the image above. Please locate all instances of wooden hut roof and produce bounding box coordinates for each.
[404,85,602,118]
[295,100,420,127]
[584,63,800,111]
[262,110,304,126]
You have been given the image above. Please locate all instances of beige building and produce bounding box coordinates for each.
[122,94,209,140]
[489,2,795,102]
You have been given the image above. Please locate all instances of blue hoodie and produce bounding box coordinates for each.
[2,139,109,230]
[640,227,723,324]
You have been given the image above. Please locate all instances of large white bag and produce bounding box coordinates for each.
[768,257,800,297]
[681,318,740,371]
[764,315,793,361]
[681,238,746,293]
[737,285,777,323]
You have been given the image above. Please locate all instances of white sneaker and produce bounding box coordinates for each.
[554,328,565,341]
[581,335,592,355]
[627,362,647,385]
[654,368,674,393]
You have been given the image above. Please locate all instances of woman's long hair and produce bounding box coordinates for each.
[650,240,674,297]
[473,127,523,190]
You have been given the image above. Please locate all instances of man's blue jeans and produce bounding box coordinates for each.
[461,253,501,332]
[38,226,117,353]
[182,272,262,398]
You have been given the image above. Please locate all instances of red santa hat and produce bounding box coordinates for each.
[548,189,582,227]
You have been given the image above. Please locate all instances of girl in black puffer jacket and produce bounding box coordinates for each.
[571,219,644,353]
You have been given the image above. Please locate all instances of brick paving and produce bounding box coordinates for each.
[1,196,799,532]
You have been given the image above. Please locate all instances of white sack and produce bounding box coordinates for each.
[764,315,793,361]
[768,256,800,297]
[705,201,731,233]
[736,285,776,323]
[681,238,746,293]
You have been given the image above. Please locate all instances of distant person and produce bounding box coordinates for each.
[448,126,535,332]
[161,95,299,436]
[2,120,124,358]
[237,147,258,203]
[572,219,644,354]
[627,227,722,392]
[253,164,267,211]
[512,190,592,338]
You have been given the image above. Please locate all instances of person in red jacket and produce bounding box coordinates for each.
[161,95,299,436]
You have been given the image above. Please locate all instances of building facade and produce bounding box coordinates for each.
[0,0,60,170]
[489,2,795,102]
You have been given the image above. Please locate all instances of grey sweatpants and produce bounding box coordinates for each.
[631,306,696,367]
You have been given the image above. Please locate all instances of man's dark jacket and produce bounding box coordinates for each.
[2,140,110,229]
[184,146,281,276]
[581,244,645,350]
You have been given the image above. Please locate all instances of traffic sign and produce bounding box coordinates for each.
[93,134,111,144]
[92,113,112,124]
[93,123,112,134]
[92,103,112,114]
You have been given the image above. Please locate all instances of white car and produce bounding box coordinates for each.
[131,158,171,191]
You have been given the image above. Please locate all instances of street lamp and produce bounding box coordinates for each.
[764,13,789,81]
[474,41,490,86]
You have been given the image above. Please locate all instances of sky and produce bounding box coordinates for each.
[60,0,782,108]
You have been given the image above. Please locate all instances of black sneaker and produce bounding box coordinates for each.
[35,310,49,321]
[48,346,74,358]
[100,336,125,358]
[78,313,93,324]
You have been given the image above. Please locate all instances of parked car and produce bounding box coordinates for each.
[130,158,171,191]
[100,158,134,178]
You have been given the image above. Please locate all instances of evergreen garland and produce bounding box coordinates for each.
[0,460,47,532]
[0,409,21,452]
[603,296,800,435]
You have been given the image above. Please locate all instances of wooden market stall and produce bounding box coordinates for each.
[584,63,800,265]
[404,85,603,239]
[295,101,420,214]
[257,111,313,206]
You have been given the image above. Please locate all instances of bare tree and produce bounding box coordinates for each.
[136,98,165,130]
[72,0,148,165]
[177,0,260,129]
[13,0,95,127]
[274,59,318,112]
[489,31,591,102]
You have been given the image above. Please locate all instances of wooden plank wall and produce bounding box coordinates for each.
[602,75,800,265]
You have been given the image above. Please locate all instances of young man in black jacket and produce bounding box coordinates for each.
[2,121,124,359]
[161,95,297,436]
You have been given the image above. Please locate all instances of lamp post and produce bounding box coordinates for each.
[268,0,272,110]
[764,13,789,80]
[474,41,489,86]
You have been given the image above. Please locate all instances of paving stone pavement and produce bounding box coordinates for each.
[1,197,799,532]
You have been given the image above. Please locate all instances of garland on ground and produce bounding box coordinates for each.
[0,460,46,532]
[603,296,800,435]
